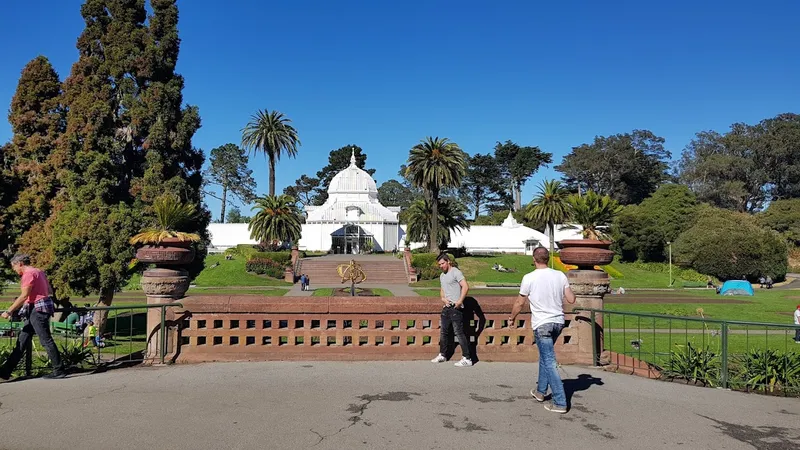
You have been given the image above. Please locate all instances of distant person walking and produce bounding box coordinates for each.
[794,305,800,344]
[430,254,472,367]
[510,247,576,414]
[0,254,66,380]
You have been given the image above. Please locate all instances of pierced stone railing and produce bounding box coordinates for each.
[174,296,593,364]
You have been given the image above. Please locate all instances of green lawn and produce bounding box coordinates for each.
[312,287,393,297]
[124,254,291,290]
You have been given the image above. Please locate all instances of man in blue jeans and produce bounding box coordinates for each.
[510,247,576,413]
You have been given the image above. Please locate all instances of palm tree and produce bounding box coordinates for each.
[406,137,468,252]
[406,198,470,250]
[567,191,622,240]
[525,180,572,266]
[241,109,300,196]
[249,194,302,249]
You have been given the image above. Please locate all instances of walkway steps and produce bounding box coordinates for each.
[297,257,408,284]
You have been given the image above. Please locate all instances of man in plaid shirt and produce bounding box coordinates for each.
[0,254,65,380]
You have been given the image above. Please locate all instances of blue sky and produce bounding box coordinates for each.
[2,0,799,221]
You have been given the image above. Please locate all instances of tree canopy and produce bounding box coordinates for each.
[677,114,800,212]
[459,153,508,219]
[205,143,256,223]
[284,174,321,208]
[494,141,552,210]
[378,179,415,208]
[249,195,302,248]
[757,198,800,246]
[556,130,671,205]
[241,109,300,197]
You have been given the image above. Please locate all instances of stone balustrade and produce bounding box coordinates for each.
[172,296,596,365]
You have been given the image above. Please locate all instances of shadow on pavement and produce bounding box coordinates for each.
[563,373,604,404]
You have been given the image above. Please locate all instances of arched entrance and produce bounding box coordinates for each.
[331,224,374,254]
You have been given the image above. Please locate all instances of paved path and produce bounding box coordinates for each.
[1,362,798,449]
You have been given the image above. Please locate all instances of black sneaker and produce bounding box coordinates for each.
[42,371,67,379]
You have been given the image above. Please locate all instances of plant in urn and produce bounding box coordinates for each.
[557,191,622,365]
[130,195,200,299]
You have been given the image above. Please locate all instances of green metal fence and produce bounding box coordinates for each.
[577,308,800,395]
[0,303,181,378]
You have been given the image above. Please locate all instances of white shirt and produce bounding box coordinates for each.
[794,308,800,325]
[520,268,569,330]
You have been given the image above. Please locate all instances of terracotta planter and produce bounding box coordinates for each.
[558,239,614,270]
[136,237,196,266]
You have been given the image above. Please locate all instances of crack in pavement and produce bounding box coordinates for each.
[310,391,421,447]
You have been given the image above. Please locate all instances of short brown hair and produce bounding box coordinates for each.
[436,253,451,263]
[533,247,549,264]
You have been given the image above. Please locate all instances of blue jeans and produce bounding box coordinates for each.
[534,322,566,407]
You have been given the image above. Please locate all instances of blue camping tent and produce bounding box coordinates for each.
[720,280,754,296]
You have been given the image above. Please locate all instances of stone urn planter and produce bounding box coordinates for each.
[558,239,614,270]
[136,237,196,299]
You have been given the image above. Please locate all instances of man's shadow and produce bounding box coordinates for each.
[443,296,487,363]
[562,374,604,405]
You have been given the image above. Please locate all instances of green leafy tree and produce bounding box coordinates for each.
[556,130,670,205]
[32,0,208,332]
[473,209,527,226]
[0,143,14,287]
[566,191,622,239]
[459,153,508,219]
[406,198,470,249]
[283,174,320,208]
[406,137,468,252]
[674,206,788,281]
[226,207,251,224]
[613,184,699,262]
[677,114,800,212]
[525,180,572,261]
[241,109,300,197]
[378,179,415,208]
[494,141,552,210]
[757,198,800,246]
[249,195,302,248]
[312,145,375,205]
[205,143,256,222]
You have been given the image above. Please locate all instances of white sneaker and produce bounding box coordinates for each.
[454,357,473,367]
[431,354,446,363]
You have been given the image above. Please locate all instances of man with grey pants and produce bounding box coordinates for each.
[430,254,472,367]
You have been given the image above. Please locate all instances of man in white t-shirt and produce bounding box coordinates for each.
[794,305,800,344]
[510,247,576,414]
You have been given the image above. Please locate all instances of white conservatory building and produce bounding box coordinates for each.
[298,151,402,253]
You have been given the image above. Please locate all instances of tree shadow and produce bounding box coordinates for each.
[563,373,604,404]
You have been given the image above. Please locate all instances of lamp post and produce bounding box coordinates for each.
[667,241,673,287]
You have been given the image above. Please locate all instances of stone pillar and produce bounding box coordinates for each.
[291,246,299,268]
[284,267,294,283]
[566,270,610,366]
[140,268,188,363]
[404,247,416,282]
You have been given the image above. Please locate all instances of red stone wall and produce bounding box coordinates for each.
[173,296,594,365]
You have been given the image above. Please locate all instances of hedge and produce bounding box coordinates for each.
[412,253,456,280]
[245,258,285,279]
[250,251,292,267]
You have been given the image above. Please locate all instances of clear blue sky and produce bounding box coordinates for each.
[2,0,798,220]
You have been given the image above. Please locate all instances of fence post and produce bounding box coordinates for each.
[720,321,728,389]
[24,338,33,376]
[160,305,167,365]
[591,310,599,367]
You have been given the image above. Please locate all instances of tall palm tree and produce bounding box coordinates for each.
[249,194,302,249]
[567,190,623,239]
[406,198,470,250]
[406,137,468,252]
[241,109,300,196]
[525,180,572,266]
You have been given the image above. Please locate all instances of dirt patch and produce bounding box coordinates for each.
[606,296,751,304]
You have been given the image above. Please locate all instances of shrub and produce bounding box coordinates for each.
[225,244,260,258]
[245,258,285,278]
[251,251,291,267]
[674,206,788,281]
[730,349,800,394]
[412,253,456,281]
[664,342,720,387]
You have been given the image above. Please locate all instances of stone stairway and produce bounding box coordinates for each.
[296,256,408,284]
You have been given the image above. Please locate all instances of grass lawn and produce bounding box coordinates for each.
[123,254,291,290]
[411,255,709,289]
[312,287,394,297]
